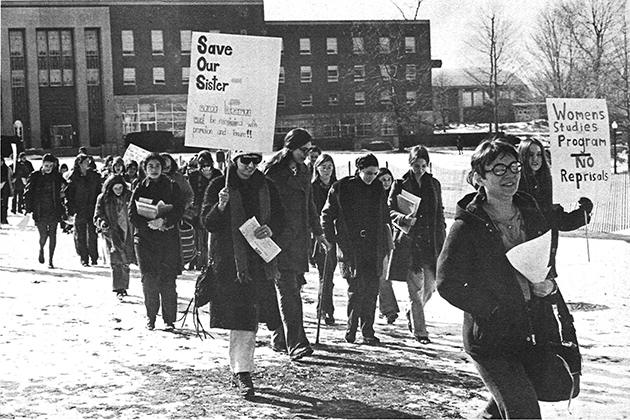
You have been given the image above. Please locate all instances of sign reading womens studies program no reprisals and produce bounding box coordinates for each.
[184,32,282,152]
[546,98,611,204]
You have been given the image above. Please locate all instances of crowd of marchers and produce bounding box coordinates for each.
[0,130,594,417]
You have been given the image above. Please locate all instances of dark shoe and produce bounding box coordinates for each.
[271,344,287,354]
[81,260,89,267]
[122,290,128,297]
[415,336,432,345]
[146,321,155,331]
[386,313,398,324]
[116,291,124,301]
[290,347,314,361]
[363,336,381,346]
[345,330,356,343]
[48,262,55,269]
[324,314,336,326]
[164,323,175,332]
[91,259,98,266]
[38,249,44,264]
[231,372,255,397]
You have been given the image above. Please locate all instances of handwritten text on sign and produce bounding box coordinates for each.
[184,33,282,153]
[546,98,610,203]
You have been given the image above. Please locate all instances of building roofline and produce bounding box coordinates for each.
[265,19,430,25]
[1,0,262,7]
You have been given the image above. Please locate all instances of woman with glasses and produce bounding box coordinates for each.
[436,139,592,418]
[186,150,222,270]
[201,151,284,398]
[387,145,446,344]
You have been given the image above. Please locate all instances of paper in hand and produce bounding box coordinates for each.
[506,230,552,284]
[238,216,281,263]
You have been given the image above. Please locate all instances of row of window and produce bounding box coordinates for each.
[120,29,418,56]
[274,119,398,137]
[278,91,418,108]
[287,64,418,83]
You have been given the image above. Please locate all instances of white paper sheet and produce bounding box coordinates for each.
[506,230,552,284]
[238,216,282,263]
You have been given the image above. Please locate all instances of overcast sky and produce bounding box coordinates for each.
[263,0,551,69]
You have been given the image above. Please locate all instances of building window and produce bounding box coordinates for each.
[299,38,311,55]
[123,68,136,85]
[380,90,392,104]
[85,29,101,86]
[121,102,187,138]
[152,30,164,55]
[326,38,338,54]
[301,94,313,107]
[327,65,339,82]
[153,67,165,85]
[406,91,417,105]
[279,66,285,83]
[352,37,364,54]
[36,29,74,87]
[278,94,286,107]
[356,122,373,137]
[406,64,417,81]
[379,37,391,53]
[328,93,339,106]
[354,65,365,82]
[355,91,366,106]
[405,37,416,53]
[380,65,395,81]
[463,90,487,107]
[180,30,192,55]
[9,31,26,88]
[275,121,293,135]
[323,124,337,138]
[381,118,396,136]
[300,66,312,83]
[182,67,190,84]
[122,30,134,55]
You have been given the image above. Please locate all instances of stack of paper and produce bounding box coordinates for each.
[136,198,173,220]
[506,230,552,284]
[393,190,421,234]
[239,216,282,263]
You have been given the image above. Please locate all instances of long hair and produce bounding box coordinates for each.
[517,137,553,206]
[467,139,519,189]
[311,153,337,183]
[102,174,130,199]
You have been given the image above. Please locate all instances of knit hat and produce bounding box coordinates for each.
[197,150,214,166]
[284,128,312,151]
[232,151,263,163]
[355,154,379,170]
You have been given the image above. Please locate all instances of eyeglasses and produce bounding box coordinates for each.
[199,164,212,170]
[239,156,262,166]
[298,146,310,153]
[485,161,522,176]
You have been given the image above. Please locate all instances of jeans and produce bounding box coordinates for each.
[471,353,541,419]
[346,259,380,338]
[314,244,337,318]
[406,263,436,337]
[141,271,178,325]
[112,262,130,291]
[36,222,58,262]
[229,329,257,373]
[272,269,311,356]
[74,221,98,264]
[378,277,399,318]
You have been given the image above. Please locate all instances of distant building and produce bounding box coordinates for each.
[432,67,531,127]
[2,1,439,153]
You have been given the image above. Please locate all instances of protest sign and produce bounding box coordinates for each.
[184,32,282,153]
[546,98,611,204]
[122,143,151,165]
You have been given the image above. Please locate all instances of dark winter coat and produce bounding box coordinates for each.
[436,191,551,357]
[13,159,34,191]
[129,175,184,277]
[264,158,323,272]
[389,171,446,268]
[65,169,101,223]
[94,180,135,266]
[321,175,390,279]
[186,168,222,225]
[201,166,284,331]
[24,170,67,223]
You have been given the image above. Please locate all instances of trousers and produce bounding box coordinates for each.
[346,259,380,338]
[272,269,311,356]
[74,221,98,263]
[471,353,542,419]
[406,263,436,337]
[112,262,130,291]
[314,243,337,318]
[229,329,257,373]
[141,271,178,324]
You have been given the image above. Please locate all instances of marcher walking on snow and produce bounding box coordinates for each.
[376,167,399,325]
[1,157,15,224]
[12,152,34,214]
[201,151,284,398]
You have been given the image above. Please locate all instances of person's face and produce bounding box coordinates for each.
[235,155,261,179]
[127,166,137,176]
[162,159,172,174]
[316,161,334,180]
[476,153,522,201]
[410,158,428,177]
[378,174,393,191]
[41,162,54,174]
[79,159,90,173]
[359,166,379,185]
[292,142,312,162]
[527,144,544,174]
[112,183,124,197]
[145,159,162,179]
[309,151,321,166]
[199,162,214,178]
[113,163,124,174]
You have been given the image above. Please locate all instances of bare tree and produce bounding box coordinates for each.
[389,0,426,20]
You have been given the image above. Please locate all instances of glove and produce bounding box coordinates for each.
[578,197,593,215]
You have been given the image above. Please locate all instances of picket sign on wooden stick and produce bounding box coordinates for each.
[584,210,590,262]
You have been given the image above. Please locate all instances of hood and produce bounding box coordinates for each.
[455,189,540,226]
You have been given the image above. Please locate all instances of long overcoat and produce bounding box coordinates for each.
[94,181,135,266]
[24,170,67,223]
[201,167,284,331]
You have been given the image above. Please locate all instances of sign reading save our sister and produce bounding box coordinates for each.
[184,32,282,152]
[546,98,611,204]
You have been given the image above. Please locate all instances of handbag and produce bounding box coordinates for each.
[179,220,197,264]
[179,265,216,339]
[529,289,581,402]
